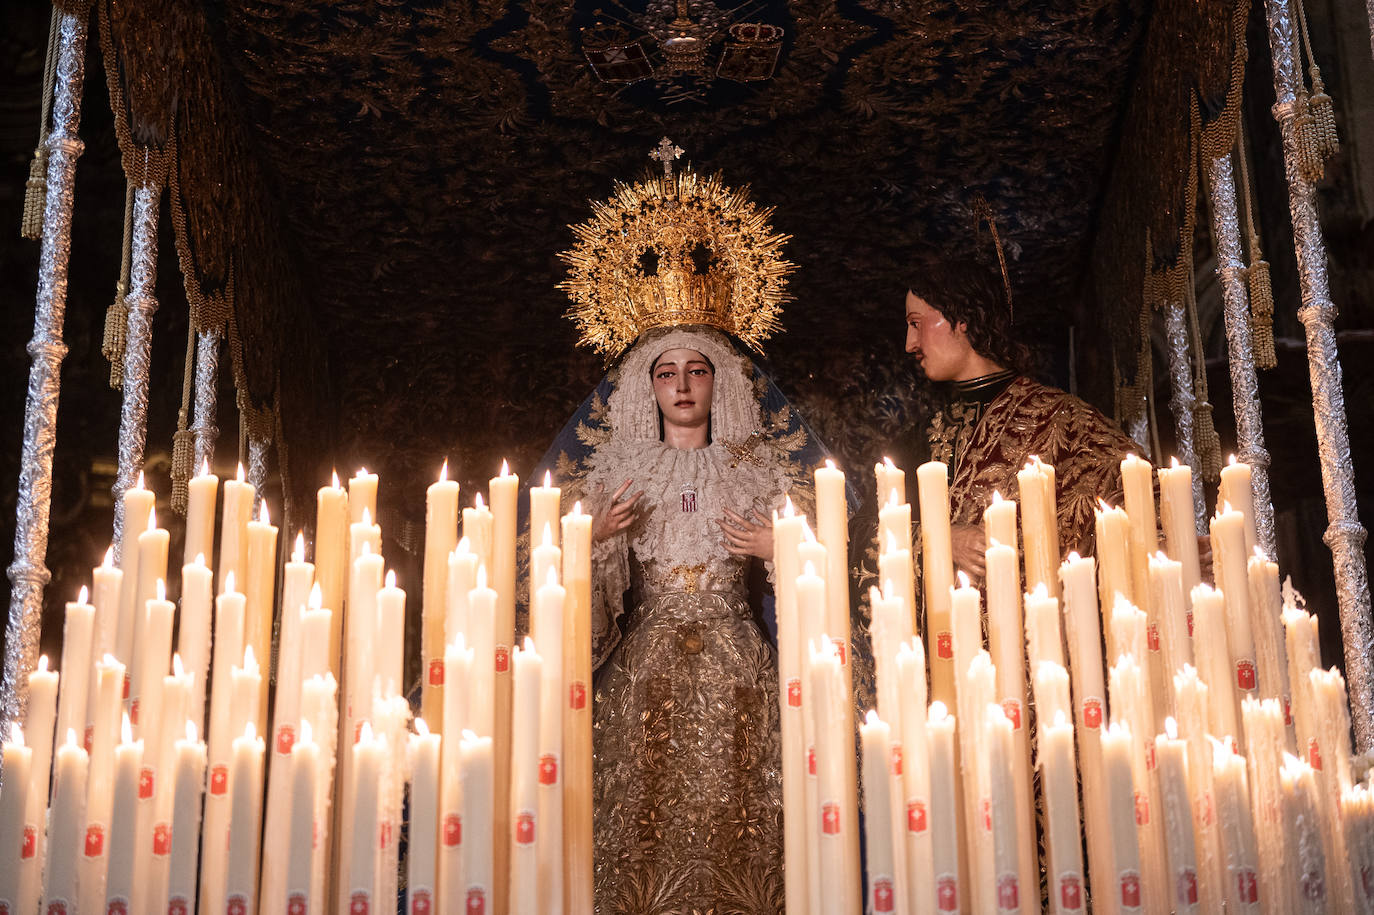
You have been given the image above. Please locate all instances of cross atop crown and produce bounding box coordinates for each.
[650,137,684,178]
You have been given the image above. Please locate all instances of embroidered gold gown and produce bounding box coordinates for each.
[586,438,788,915]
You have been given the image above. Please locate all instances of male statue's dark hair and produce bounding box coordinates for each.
[906,257,1035,378]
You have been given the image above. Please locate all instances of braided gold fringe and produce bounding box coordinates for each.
[21,147,48,240]
[1308,68,1339,160]
[1247,257,1278,370]
[171,424,194,514]
[102,286,129,389]
[1295,90,1325,181]
[1194,401,1224,482]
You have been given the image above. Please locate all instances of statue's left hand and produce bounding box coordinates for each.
[719,508,774,560]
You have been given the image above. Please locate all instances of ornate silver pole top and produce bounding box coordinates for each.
[650,137,684,179]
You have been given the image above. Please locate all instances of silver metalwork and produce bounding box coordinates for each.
[1128,412,1150,458]
[111,181,162,553]
[1163,301,1209,534]
[248,435,268,516]
[192,328,222,470]
[1266,0,1374,752]
[2,2,91,736]
[1206,153,1279,558]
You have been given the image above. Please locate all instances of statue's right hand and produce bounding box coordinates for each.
[592,479,644,542]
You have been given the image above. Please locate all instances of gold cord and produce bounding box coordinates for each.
[21,8,60,240]
[1236,122,1277,370]
[170,320,197,514]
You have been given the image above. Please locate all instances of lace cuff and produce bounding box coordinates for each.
[590,531,630,669]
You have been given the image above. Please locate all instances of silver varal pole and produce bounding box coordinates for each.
[1163,301,1209,535]
[1266,0,1374,752]
[192,328,222,470]
[1206,153,1278,558]
[111,179,163,551]
[2,1,92,734]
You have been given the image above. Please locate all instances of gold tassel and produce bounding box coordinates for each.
[1247,256,1278,370]
[21,147,48,240]
[171,424,194,514]
[1193,401,1224,482]
[102,285,128,389]
[1308,67,1339,160]
[1294,90,1324,182]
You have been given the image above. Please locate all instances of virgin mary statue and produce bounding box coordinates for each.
[532,145,858,914]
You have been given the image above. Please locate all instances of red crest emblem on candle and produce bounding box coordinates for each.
[873,877,895,912]
[786,677,802,708]
[907,799,928,833]
[936,631,953,660]
[106,900,129,915]
[1196,791,1214,827]
[1177,869,1198,904]
[276,725,296,756]
[1147,623,1160,652]
[287,894,307,915]
[85,824,104,857]
[1238,869,1258,903]
[1,903,9,915]
[1133,790,1149,826]
[1284,696,1293,725]
[210,764,229,795]
[1237,659,1257,691]
[569,681,587,710]
[443,813,462,847]
[410,889,432,915]
[139,767,155,799]
[167,897,189,915]
[890,745,903,776]
[1186,610,1194,637]
[355,720,365,744]
[1002,698,1022,731]
[1309,737,1323,771]
[821,802,841,835]
[981,797,992,833]
[494,646,509,673]
[1302,870,1325,901]
[379,821,393,850]
[1060,874,1083,909]
[466,888,486,914]
[1120,871,1142,908]
[936,875,959,911]
[428,659,445,686]
[123,672,131,699]
[997,874,1019,910]
[807,747,817,776]
[228,894,250,915]
[539,754,558,785]
[348,892,369,915]
[44,902,66,915]
[130,699,140,725]
[84,725,94,753]
[1083,697,1103,730]
[831,638,848,667]
[152,821,172,856]
[20,825,35,858]
[515,810,536,845]
[1144,740,1156,770]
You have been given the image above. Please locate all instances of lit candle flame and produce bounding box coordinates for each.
[887,489,899,509]
[956,569,970,589]
[545,566,559,589]
[541,523,553,548]
[523,635,536,653]
[544,470,553,488]
[136,470,146,490]
[414,717,429,738]
[824,458,836,470]
[476,564,488,590]
[224,570,236,594]
[1054,709,1068,728]
[929,700,948,721]
[385,569,397,589]
[309,583,322,609]
[65,728,78,748]
[360,721,373,743]
[293,532,305,563]
[236,463,245,483]
[11,722,24,746]
[185,720,198,743]
[439,459,449,483]
[200,458,211,477]
[156,579,166,602]
[572,500,582,516]
[883,456,896,469]
[361,507,371,527]
[103,545,115,568]
[802,560,817,578]
[77,585,89,604]
[244,721,257,742]
[243,644,258,673]
[800,521,817,543]
[361,541,372,557]
[195,552,206,567]
[121,713,132,744]
[1170,456,1181,469]
[500,458,510,477]
[884,530,897,554]
[331,469,341,489]
[356,467,370,478]
[1228,454,1238,466]
[865,709,880,726]
[455,536,471,555]
[173,653,184,678]
[475,492,485,510]
[259,501,270,526]
[147,505,157,532]
[300,719,313,745]
[783,494,795,517]
[37,654,49,673]
[461,728,479,742]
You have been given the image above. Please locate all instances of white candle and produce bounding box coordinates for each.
[530,469,562,551]
[130,507,170,719]
[446,539,478,670]
[424,461,461,725]
[132,580,174,742]
[1095,502,1135,634]
[1157,459,1202,599]
[1173,666,1224,911]
[773,501,813,915]
[349,505,382,563]
[1284,606,1321,769]
[462,494,495,585]
[219,463,255,595]
[1219,457,1258,559]
[876,456,906,506]
[1031,661,1072,744]
[468,569,498,740]
[285,720,319,915]
[184,461,219,567]
[461,730,495,915]
[376,569,407,697]
[199,586,245,915]
[1210,504,1258,701]
[1040,711,1084,914]
[1108,653,1168,912]
[491,463,519,913]
[1103,722,1144,912]
[1121,454,1158,609]
[1211,736,1260,913]
[301,674,338,909]
[815,460,852,650]
[983,490,1018,554]
[917,461,955,707]
[810,640,860,915]
[927,702,961,914]
[226,721,265,913]
[440,639,472,913]
[300,590,332,681]
[985,704,1021,914]
[55,586,94,755]
[24,655,57,914]
[167,720,206,911]
[317,470,349,675]
[244,500,279,727]
[530,526,562,636]
[895,640,933,915]
[347,722,383,913]
[348,467,379,525]
[148,662,191,908]
[1150,553,1192,724]
[89,546,123,711]
[534,573,566,915]
[879,492,914,568]
[510,639,543,915]
[104,716,142,912]
[406,719,440,915]
[346,541,384,726]
[78,656,124,913]
[1190,584,1240,742]
[0,725,33,912]
[1016,456,1060,598]
[116,473,155,666]
[178,554,214,729]
[1240,697,1286,910]
[1310,666,1357,910]
[561,503,593,915]
[958,652,997,913]
[877,534,916,648]
[1281,755,1328,914]
[1023,584,1064,672]
[1155,720,1200,914]
[860,710,900,915]
[1247,551,1291,736]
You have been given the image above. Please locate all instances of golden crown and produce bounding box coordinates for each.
[558,139,794,358]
